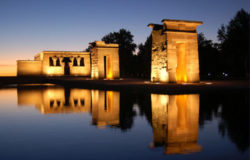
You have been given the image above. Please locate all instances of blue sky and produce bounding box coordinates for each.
[0,0,249,65]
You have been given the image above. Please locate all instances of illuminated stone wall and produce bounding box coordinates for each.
[149,25,168,82]
[17,60,42,76]
[151,94,202,155]
[90,41,120,79]
[40,51,91,76]
[148,19,202,83]
[17,42,119,78]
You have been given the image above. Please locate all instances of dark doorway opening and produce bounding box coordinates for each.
[104,91,107,111]
[64,87,70,106]
[62,57,71,76]
[104,56,107,78]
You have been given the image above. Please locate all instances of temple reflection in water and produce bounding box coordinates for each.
[17,87,202,155]
[150,94,202,154]
[17,87,120,128]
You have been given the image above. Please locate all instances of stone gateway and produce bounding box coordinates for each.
[148,19,202,83]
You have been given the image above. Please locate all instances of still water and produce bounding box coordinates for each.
[0,85,248,160]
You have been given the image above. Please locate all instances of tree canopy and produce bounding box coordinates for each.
[217,9,249,78]
[101,29,137,77]
[198,9,249,79]
[198,33,221,79]
[136,35,152,79]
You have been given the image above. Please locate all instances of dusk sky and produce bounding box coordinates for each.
[0,0,249,75]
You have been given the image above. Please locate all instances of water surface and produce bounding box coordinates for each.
[0,85,248,160]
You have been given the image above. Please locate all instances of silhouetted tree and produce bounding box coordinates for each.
[84,46,91,52]
[217,9,249,79]
[198,33,221,79]
[101,29,137,77]
[119,91,152,131]
[136,35,152,79]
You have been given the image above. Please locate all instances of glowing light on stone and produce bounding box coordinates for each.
[91,90,120,127]
[176,95,188,131]
[106,91,113,112]
[16,46,119,79]
[148,19,202,83]
[106,56,113,79]
[18,88,92,114]
[90,41,119,79]
[176,43,188,83]
[160,68,169,82]
[150,94,202,155]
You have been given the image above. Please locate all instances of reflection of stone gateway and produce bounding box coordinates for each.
[91,90,120,127]
[150,94,202,155]
[17,41,120,79]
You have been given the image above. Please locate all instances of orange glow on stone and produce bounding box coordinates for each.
[106,91,113,112]
[176,43,188,83]
[184,75,187,82]
[160,69,169,82]
[151,93,202,154]
[176,95,188,131]
[149,19,201,83]
[106,56,113,79]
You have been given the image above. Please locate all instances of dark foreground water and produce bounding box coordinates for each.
[0,85,249,160]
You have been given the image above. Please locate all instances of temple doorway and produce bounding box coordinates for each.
[63,57,71,76]
[176,43,187,83]
[104,56,113,79]
[104,56,107,78]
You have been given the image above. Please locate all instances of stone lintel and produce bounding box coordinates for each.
[161,19,203,25]
[162,19,203,33]
[164,30,197,34]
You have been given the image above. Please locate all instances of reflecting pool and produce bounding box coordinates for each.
[0,85,249,160]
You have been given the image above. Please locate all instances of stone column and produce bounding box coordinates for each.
[91,50,99,79]
[59,57,64,67]
[52,57,57,66]
[69,57,74,68]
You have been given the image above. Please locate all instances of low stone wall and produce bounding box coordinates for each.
[70,66,90,76]
[17,60,42,76]
[45,66,64,76]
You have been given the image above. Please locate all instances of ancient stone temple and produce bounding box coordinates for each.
[17,41,120,79]
[148,19,202,83]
